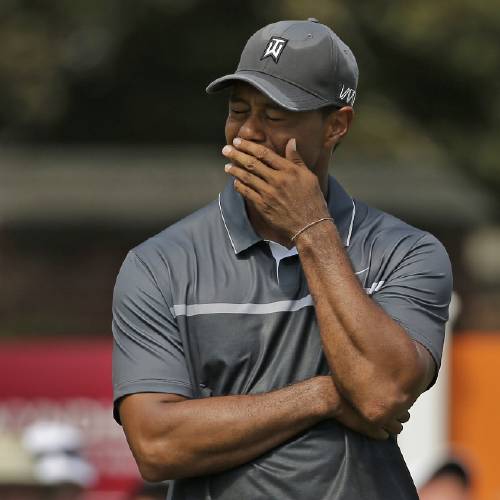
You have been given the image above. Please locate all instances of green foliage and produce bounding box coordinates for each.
[0,0,498,199]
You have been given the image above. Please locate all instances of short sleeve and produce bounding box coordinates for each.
[112,251,193,423]
[372,233,453,375]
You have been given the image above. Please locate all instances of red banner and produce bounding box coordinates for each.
[0,338,140,499]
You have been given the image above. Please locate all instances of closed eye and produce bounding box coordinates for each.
[265,113,287,122]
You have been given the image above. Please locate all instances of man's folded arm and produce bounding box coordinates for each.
[296,228,452,428]
[112,250,405,482]
[117,376,400,482]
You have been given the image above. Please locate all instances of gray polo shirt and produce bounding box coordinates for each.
[112,175,452,500]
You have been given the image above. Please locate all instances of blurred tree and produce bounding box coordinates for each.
[0,0,498,202]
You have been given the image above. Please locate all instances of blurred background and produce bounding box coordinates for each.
[0,0,499,498]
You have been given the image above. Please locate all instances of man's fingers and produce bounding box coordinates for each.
[384,419,404,436]
[222,145,275,180]
[370,428,390,441]
[381,410,410,436]
[231,138,286,170]
[398,411,410,424]
[232,178,262,206]
[225,163,270,195]
[285,138,307,168]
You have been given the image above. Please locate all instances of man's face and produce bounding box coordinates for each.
[224,83,330,174]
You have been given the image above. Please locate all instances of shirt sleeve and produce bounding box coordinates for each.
[371,233,453,379]
[112,250,193,423]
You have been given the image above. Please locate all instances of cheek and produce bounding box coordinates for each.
[299,147,318,168]
[268,129,297,157]
[298,126,325,165]
[295,137,324,170]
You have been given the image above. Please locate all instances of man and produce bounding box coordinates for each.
[112,19,452,499]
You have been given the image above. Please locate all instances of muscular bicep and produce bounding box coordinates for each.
[119,393,188,459]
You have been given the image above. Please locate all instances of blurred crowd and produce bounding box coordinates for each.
[0,419,472,500]
[0,421,168,500]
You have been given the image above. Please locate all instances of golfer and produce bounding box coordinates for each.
[112,18,452,499]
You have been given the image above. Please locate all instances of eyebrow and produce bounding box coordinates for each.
[229,96,248,104]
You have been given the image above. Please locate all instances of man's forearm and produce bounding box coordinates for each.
[122,376,334,481]
[121,376,388,482]
[296,221,422,422]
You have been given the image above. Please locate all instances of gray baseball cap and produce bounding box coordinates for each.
[206,18,358,111]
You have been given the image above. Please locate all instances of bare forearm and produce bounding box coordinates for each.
[296,222,421,419]
[122,377,337,481]
[220,137,423,423]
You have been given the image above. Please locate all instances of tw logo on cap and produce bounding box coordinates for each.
[261,37,288,63]
[339,84,356,105]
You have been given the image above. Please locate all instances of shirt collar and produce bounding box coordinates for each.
[219,175,356,255]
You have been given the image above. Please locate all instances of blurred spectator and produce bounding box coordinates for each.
[22,422,96,500]
[418,459,472,500]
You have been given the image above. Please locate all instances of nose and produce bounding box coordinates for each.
[238,113,266,143]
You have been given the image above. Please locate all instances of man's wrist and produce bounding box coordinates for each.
[313,376,341,419]
[294,216,341,252]
[290,217,334,243]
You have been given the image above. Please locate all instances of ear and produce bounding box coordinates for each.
[323,107,354,149]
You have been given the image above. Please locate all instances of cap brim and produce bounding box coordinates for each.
[206,71,330,111]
